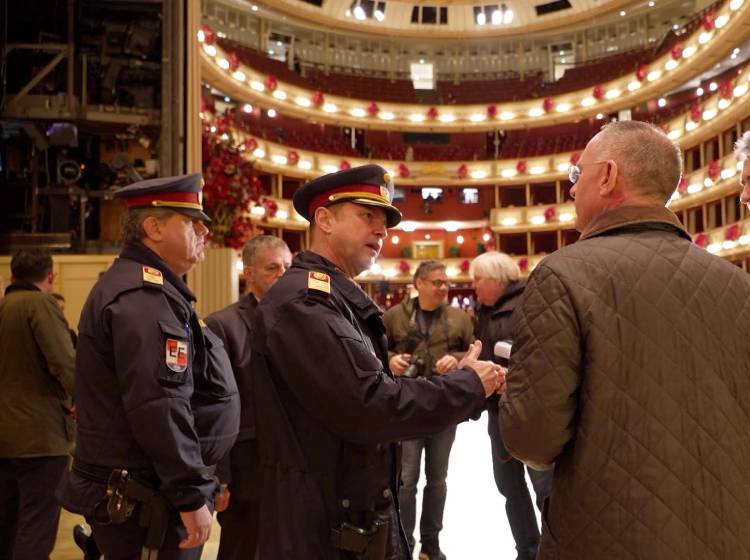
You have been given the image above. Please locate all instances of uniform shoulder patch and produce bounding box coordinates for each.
[142,266,164,285]
[307,271,331,294]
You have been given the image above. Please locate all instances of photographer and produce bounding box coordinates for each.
[383,260,474,560]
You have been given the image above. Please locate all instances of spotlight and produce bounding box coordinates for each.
[503,6,513,23]
[491,9,502,24]
[476,11,486,25]
[374,8,384,21]
[353,5,366,20]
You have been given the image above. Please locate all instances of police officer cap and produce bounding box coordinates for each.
[114,173,211,223]
[293,164,402,228]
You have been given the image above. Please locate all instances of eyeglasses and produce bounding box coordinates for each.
[427,279,452,289]
[568,161,609,185]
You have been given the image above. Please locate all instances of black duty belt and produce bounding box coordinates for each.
[72,460,216,484]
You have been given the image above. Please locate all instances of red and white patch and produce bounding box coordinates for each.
[165,338,188,373]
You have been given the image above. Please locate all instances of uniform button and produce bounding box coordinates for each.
[382,489,391,499]
[342,499,350,508]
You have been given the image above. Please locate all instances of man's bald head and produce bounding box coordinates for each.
[593,120,682,204]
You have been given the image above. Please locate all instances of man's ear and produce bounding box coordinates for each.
[141,216,163,242]
[313,207,335,234]
[599,160,619,197]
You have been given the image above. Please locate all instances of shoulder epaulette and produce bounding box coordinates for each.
[307,271,331,295]
[142,266,164,287]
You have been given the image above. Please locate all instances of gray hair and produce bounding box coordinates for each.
[596,120,683,203]
[413,260,446,283]
[469,251,520,285]
[734,131,750,162]
[120,207,176,244]
[242,235,290,267]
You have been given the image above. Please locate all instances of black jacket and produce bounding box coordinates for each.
[474,279,527,363]
[251,251,485,559]
[58,242,240,514]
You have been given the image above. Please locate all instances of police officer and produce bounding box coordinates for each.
[251,164,505,559]
[57,173,240,559]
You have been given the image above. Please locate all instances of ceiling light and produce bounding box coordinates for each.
[658,98,667,107]
[696,87,704,96]
[734,83,749,97]
[698,32,712,45]
[685,121,698,131]
[528,107,544,117]
[250,81,265,91]
[471,170,488,179]
[242,103,253,113]
[232,71,246,82]
[272,90,287,100]
[476,11,486,25]
[667,130,682,140]
[353,5,366,20]
[350,108,366,117]
[718,98,730,110]
[559,213,574,222]
[648,70,661,81]
[530,216,546,225]
[323,103,338,113]
[648,0,655,6]
[439,114,455,123]
[605,89,621,99]
[379,111,395,120]
[322,164,339,174]
[702,109,716,120]
[665,59,678,71]
[596,113,604,120]
[271,155,288,165]
[709,82,718,92]
[715,15,729,28]
[276,210,288,220]
[503,8,513,24]
[500,169,517,178]
[391,235,400,244]
[581,97,595,107]
[267,109,277,118]
[470,113,486,122]
[295,97,311,107]
[456,235,464,244]
[217,58,230,70]
[556,103,571,112]
[444,221,459,232]
[252,148,265,158]
[491,9,502,25]
[298,161,312,170]
[627,81,641,92]
[500,217,518,226]
[620,10,626,16]
[409,114,425,122]
[682,46,696,58]
[500,111,515,120]
[374,8,385,21]
[557,162,571,172]
[251,205,266,216]
[251,4,258,11]
[731,0,744,10]
[203,44,217,57]
[401,221,417,232]
[529,165,545,175]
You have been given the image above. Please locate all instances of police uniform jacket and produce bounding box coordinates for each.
[57,242,240,516]
[0,283,75,458]
[251,251,486,559]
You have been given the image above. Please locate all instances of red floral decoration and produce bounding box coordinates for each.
[202,121,256,249]
[635,64,646,82]
[264,75,278,92]
[312,91,325,106]
[544,207,557,222]
[339,160,351,170]
[367,101,379,116]
[486,105,498,118]
[460,259,470,274]
[518,257,529,272]
[725,223,741,242]
[707,160,721,181]
[689,103,702,123]
[670,42,683,60]
[592,84,604,100]
[677,176,688,194]
[457,163,468,179]
[426,106,439,120]
[261,198,279,220]
[397,163,410,178]
[542,97,554,113]
[570,152,581,165]
[703,9,716,31]
[287,150,299,165]
[398,260,411,274]
[243,137,258,152]
[516,160,527,174]
[228,52,240,72]
[719,80,733,99]
[693,233,707,247]
[201,25,215,45]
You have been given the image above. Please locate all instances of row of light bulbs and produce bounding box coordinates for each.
[199,0,745,129]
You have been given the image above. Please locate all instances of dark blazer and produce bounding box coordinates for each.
[206,293,258,444]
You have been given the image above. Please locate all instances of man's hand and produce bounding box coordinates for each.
[179,504,212,548]
[458,340,505,397]
[389,353,411,376]
[434,354,459,374]
[215,484,230,513]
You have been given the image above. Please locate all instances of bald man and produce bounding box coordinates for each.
[500,120,750,559]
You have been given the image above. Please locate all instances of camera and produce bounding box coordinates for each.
[402,354,426,378]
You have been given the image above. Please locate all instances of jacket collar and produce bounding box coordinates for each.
[579,205,692,242]
[294,251,382,318]
[399,296,444,318]
[120,241,196,302]
[4,281,41,296]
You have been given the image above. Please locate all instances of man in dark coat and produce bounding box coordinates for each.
[251,164,504,559]
[57,174,240,560]
[205,234,292,559]
[470,251,552,560]
[501,121,750,558]
[0,249,75,559]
